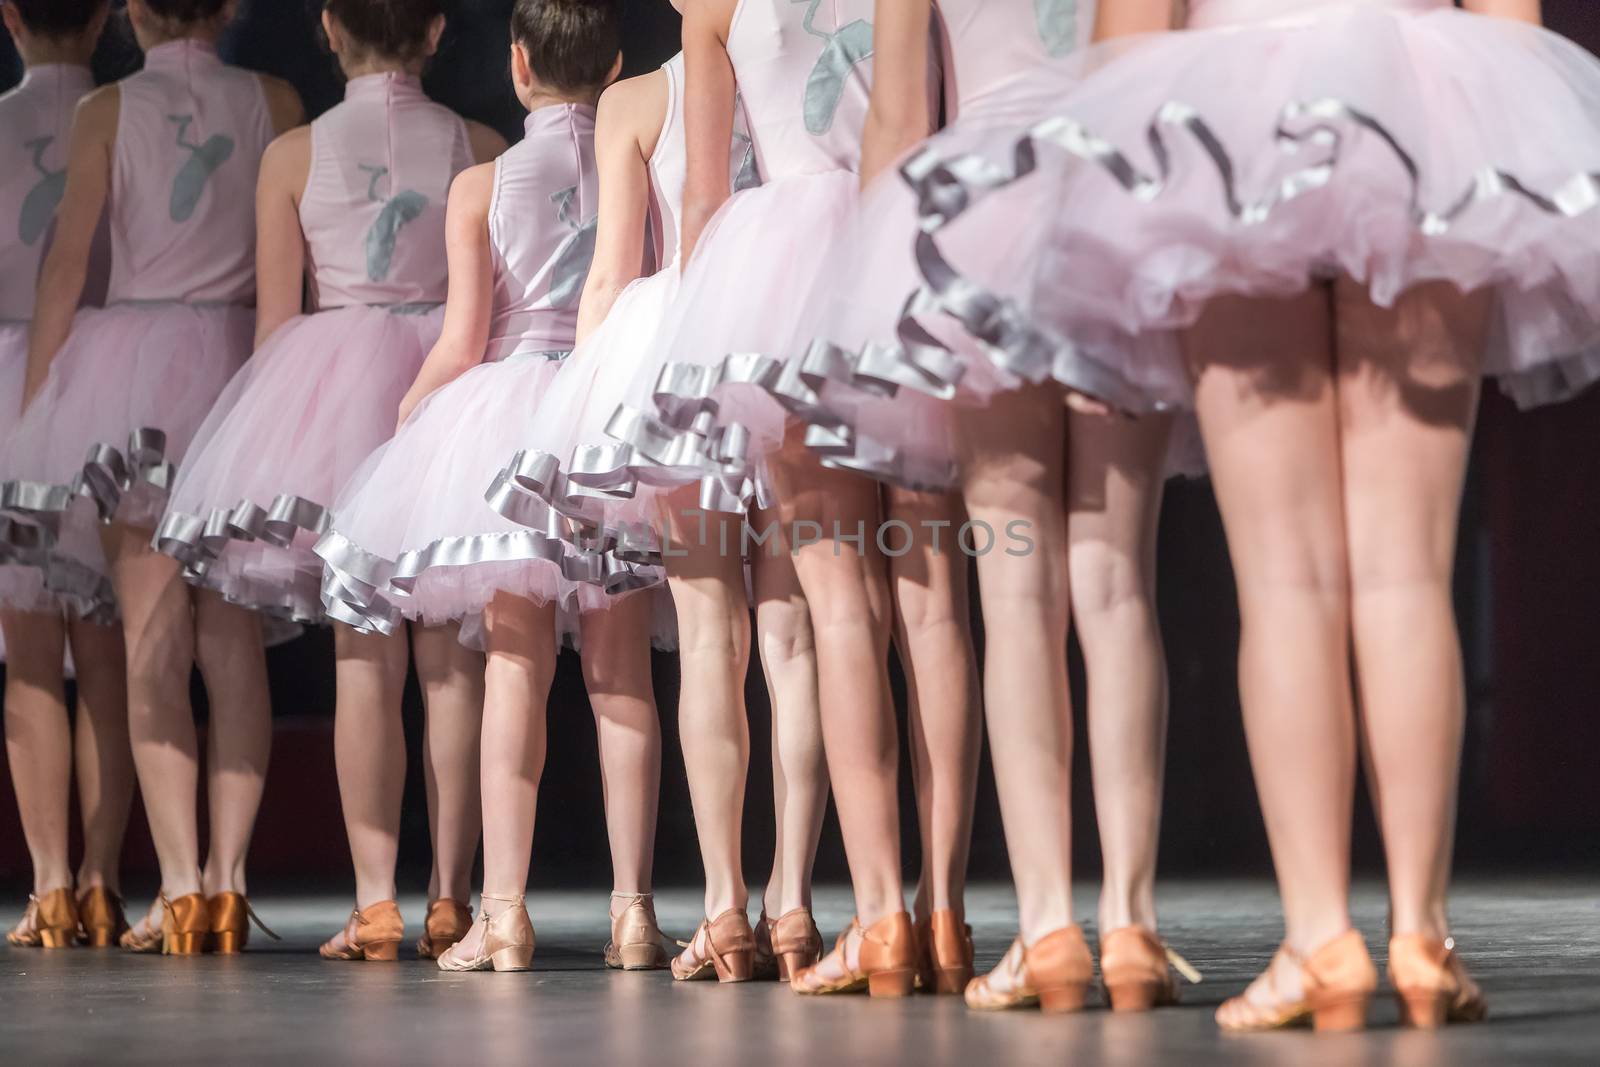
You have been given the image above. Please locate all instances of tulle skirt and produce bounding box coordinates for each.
[317,348,672,650]
[494,267,680,558]
[896,2,1600,412]
[0,304,246,621]
[0,302,254,528]
[156,305,443,623]
[572,171,862,516]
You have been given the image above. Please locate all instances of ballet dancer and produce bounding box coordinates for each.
[310,0,680,971]
[485,0,854,985]
[0,0,135,952]
[0,0,303,954]
[789,0,1191,1010]
[152,0,505,962]
[902,0,1600,1031]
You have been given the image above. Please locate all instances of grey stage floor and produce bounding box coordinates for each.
[1,877,1596,1065]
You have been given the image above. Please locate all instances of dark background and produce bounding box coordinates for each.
[2,2,1596,896]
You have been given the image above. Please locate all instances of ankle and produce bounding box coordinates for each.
[1283,914,1355,958]
[160,869,204,899]
[610,890,650,921]
[480,891,523,919]
[32,867,74,897]
[75,868,117,895]
[1097,885,1158,936]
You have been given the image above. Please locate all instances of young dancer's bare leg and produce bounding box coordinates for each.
[2,612,73,906]
[67,616,133,894]
[958,387,1074,961]
[330,624,411,916]
[1186,290,1360,1022]
[106,526,204,928]
[661,488,752,939]
[412,623,484,907]
[751,520,826,922]
[579,594,662,901]
[885,487,979,931]
[1334,278,1486,945]
[194,592,270,898]
[772,438,908,984]
[1066,411,1173,936]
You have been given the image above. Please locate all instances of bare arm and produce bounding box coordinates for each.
[22,86,117,409]
[1463,0,1540,23]
[394,163,496,429]
[679,0,740,264]
[1094,0,1181,41]
[466,120,510,165]
[252,127,310,347]
[575,73,662,344]
[258,74,307,135]
[860,0,935,188]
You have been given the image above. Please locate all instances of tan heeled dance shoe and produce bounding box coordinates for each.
[966,925,1094,1013]
[1098,926,1202,1011]
[1215,929,1378,1033]
[916,910,974,995]
[208,892,281,954]
[319,900,404,962]
[792,912,918,998]
[6,888,79,948]
[158,893,211,956]
[603,893,673,971]
[671,908,756,983]
[437,894,535,972]
[1388,934,1487,1029]
[415,898,473,960]
[77,887,130,948]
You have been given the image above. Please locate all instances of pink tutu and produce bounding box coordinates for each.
[156,305,442,622]
[896,1,1600,412]
[0,302,253,528]
[494,267,679,557]
[317,348,671,649]
[586,172,861,514]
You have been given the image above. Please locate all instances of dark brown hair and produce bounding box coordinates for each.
[510,0,620,94]
[10,0,106,36]
[140,0,231,23]
[323,0,445,61]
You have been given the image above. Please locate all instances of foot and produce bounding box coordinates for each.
[1215,929,1377,1033]
[319,900,404,962]
[965,925,1093,1013]
[5,898,41,946]
[670,909,755,983]
[119,897,166,953]
[1388,934,1487,1028]
[437,895,534,973]
[603,893,673,971]
[790,922,864,992]
[416,899,473,960]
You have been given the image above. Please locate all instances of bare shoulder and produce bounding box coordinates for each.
[72,83,122,140]
[448,161,498,221]
[464,119,509,165]
[255,73,306,133]
[597,69,668,157]
[259,124,312,189]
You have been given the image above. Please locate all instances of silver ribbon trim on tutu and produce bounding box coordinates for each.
[0,516,118,624]
[882,95,1600,418]
[153,493,334,624]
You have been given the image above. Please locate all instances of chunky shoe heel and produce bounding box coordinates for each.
[1312,996,1369,1032]
[81,927,119,949]
[867,968,917,999]
[778,950,811,983]
[1389,935,1486,1028]
[1106,979,1162,1013]
[491,944,534,972]
[619,943,665,970]
[361,939,400,962]
[39,926,76,949]
[710,946,755,983]
[211,930,242,955]
[160,894,211,957]
[1039,983,1090,1014]
[78,887,129,949]
[1396,990,1449,1029]
[163,931,207,956]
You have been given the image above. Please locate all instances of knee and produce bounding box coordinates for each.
[756,603,816,669]
[1068,541,1152,625]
